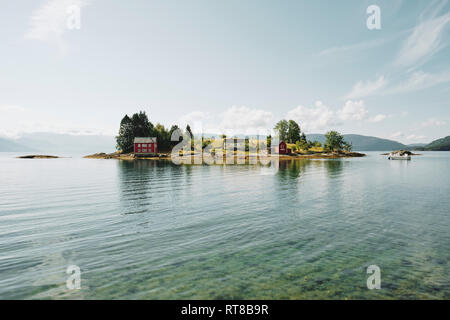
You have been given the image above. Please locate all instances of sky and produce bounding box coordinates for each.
[0,0,449,144]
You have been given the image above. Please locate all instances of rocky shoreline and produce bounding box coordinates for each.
[84,151,366,161]
[17,155,61,159]
[380,150,422,156]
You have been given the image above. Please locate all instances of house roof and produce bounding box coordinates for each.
[134,137,157,143]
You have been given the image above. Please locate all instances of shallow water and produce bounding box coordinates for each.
[0,151,449,299]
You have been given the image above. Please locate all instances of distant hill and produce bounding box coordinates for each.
[0,133,115,154]
[407,143,427,148]
[0,137,36,152]
[306,134,407,151]
[423,136,450,151]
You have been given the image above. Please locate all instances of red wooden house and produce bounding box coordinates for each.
[276,141,291,154]
[134,137,157,154]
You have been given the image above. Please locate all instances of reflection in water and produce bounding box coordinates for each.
[278,159,309,178]
[323,159,344,178]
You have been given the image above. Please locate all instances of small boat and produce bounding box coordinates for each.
[388,152,411,160]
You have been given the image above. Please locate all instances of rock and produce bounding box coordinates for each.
[17,155,60,159]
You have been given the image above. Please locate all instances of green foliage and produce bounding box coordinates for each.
[116,115,134,152]
[131,111,154,137]
[169,125,181,148]
[424,135,450,151]
[296,139,309,151]
[324,131,352,152]
[274,120,288,141]
[116,111,178,153]
[312,141,322,148]
[186,125,194,151]
[154,123,171,151]
[287,120,301,143]
[116,111,154,152]
[186,125,193,139]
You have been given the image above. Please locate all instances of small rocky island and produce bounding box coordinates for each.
[17,155,61,159]
[380,150,421,156]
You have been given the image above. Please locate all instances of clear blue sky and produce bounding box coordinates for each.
[1,0,449,143]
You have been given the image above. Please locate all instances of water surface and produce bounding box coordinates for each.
[0,152,449,299]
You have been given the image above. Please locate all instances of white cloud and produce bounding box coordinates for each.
[406,134,427,141]
[348,70,450,99]
[176,111,210,132]
[25,0,89,52]
[286,100,384,132]
[388,71,450,94]
[395,2,450,67]
[0,105,27,113]
[0,104,114,138]
[421,118,447,127]
[344,75,387,99]
[286,101,339,132]
[338,100,368,121]
[369,114,387,123]
[177,106,274,136]
[319,38,391,57]
[218,106,274,135]
[390,131,404,140]
[389,131,427,143]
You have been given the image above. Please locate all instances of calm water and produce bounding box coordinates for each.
[0,152,449,299]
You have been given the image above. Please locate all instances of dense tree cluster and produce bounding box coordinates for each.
[324,131,352,152]
[116,111,186,153]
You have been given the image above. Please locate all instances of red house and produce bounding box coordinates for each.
[134,137,157,154]
[276,141,291,154]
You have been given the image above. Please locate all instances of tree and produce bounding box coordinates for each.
[287,120,301,143]
[186,124,194,151]
[116,115,134,152]
[154,123,170,151]
[186,124,193,139]
[324,131,352,152]
[274,120,288,141]
[169,125,181,148]
[296,139,309,151]
[116,111,154,153]
[131,111,154,138]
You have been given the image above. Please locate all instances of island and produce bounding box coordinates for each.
[380,150,421,156]
[17,155,61,159]
[84,112,366,162]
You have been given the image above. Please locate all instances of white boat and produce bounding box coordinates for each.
[388,153,411,160]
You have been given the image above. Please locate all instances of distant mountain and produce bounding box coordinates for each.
[423,136,450,151]
[306,134,407,151]
[0,133,115,154]
[0,137,36,152]
[407,143,427,148]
